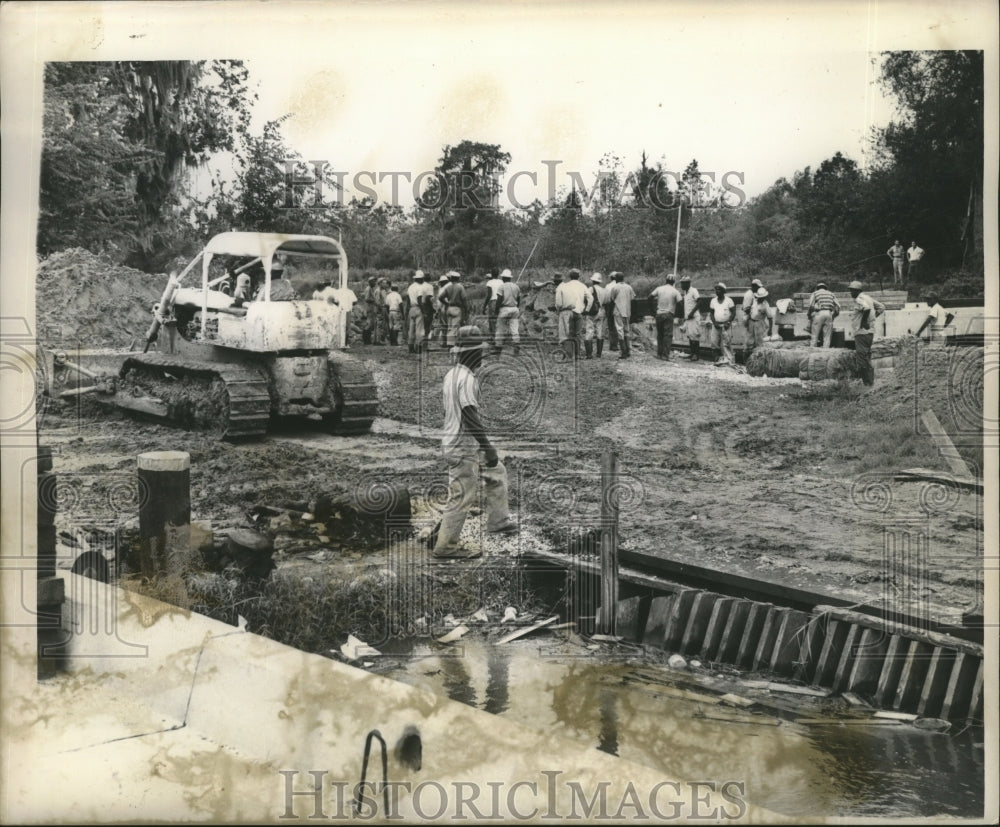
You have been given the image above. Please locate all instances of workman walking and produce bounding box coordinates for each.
[431,326,518,559]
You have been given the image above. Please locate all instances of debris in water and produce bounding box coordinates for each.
[437,625,469,644]
[497,615,558,644]
[469,608,489,623]
[668,654,687,669]
[501,607,518,624]
[340,634,381,661]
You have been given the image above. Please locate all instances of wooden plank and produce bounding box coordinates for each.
[641,595,674,649]
[662,590,697,651]
[920,409,974,480]
[846,627,890,696]
[717,600,752,664]
[680,592,719,655]
[894,468,983,494]
[874,634,908,707]
[939,653,980,721]
[893,640,934,712]
[113,395,170,417]
[497,615,559,644]
[701,597,736,661]
[917,648,956,718]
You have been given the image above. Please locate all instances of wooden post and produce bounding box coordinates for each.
[138,451,191,577]
[597,449,619,636]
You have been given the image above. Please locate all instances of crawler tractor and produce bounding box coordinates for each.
[44,232,378,438]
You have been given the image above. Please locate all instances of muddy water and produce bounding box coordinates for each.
[378,638,984,819]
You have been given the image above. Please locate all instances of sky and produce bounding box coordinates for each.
[206,2,907,209]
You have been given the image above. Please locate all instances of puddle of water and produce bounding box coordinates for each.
[376,637,984,819]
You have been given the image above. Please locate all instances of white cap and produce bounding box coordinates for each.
[414,270,425,280]
[590,272,603,284]
[501,268,513,279]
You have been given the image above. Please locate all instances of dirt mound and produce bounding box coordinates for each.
[36,248,165,348]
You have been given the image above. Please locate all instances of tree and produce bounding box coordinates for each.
[876,50,984,272]
[419,141,511,273]
[39,60,256,265]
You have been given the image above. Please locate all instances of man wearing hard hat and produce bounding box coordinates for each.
[848,280,885,385]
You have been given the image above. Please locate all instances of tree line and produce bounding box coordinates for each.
[39,52,983,295]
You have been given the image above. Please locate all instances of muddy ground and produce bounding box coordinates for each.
[38,329,984,641]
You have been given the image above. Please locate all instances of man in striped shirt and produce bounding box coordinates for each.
[807,281,841,348]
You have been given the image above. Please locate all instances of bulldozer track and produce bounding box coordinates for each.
[120,354,272,439]
[328,356,379,435]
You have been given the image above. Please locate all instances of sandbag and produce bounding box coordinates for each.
[798,349,867,381]
[745,347,810,377]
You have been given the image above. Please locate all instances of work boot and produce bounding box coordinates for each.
[596,340,603,357]
[584,341,593,359]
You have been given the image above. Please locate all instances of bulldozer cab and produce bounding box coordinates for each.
[171,232,350,352]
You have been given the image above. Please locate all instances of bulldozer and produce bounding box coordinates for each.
[42,232,378,439]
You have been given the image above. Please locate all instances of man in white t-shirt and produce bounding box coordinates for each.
[554,269,591,360]
[914,293,952,343]
[709,282,736,365]
[384,283,404,346]
[493,269,521,355]
[405,270,434,353]
[907,241,925,281]
[482,269,505,338]
[431,326,517,559]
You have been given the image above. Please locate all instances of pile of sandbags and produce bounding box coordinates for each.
[745,347,810,377]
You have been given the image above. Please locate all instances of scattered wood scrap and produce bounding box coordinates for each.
[496,615,559,644]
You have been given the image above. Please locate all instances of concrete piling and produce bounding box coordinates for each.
[641,594,675,648]
[700,597,736,661]
[662,589,696,651]
[138,451,191,577]
[939,652,980,721]
[874,634,908,706]
[597,450,619,636]
[717,600,752,663]
[916,647,956,717]
[893,640,934,711]
[753,607,787,671]
[770,610,810,677]
[845,628,889,696]
[679,592,719,655]
[736,603,770,668]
